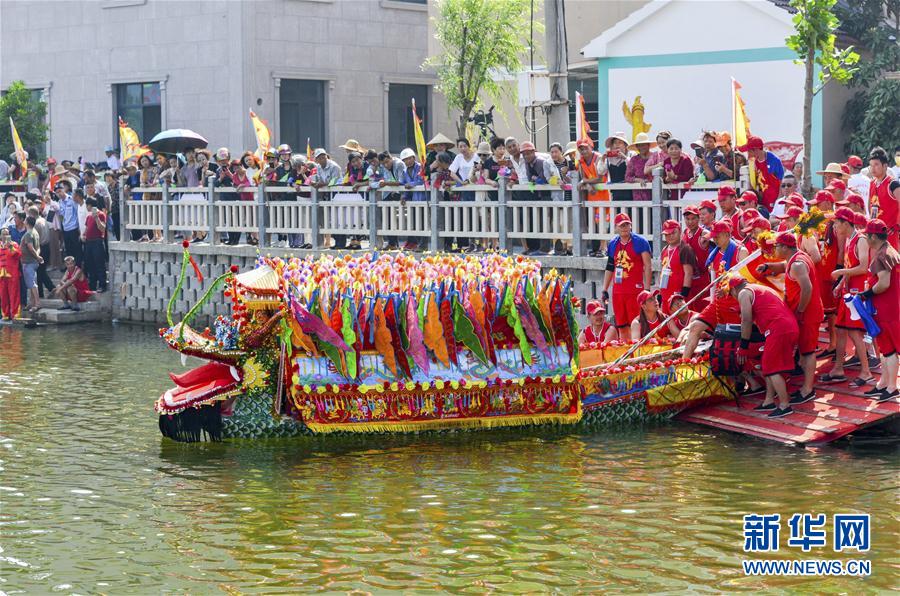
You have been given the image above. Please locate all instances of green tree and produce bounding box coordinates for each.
[837,0,900,156]
[425,0,539,138]
[786,0,860,194]
[0,80,48,162]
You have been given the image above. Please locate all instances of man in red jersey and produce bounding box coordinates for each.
[758,232,824,404]
[730,277,799,418]
[861,219,900,401]
[698,199,718,230]
[682,220,749,358]
[602,213,652,341]
[681,204,711,309]
[868,147,899,249]
[717,185,744,240]
[821,208,874,386]
[808,190,842,358]
[659,219,697,313]
[737,135,785,212]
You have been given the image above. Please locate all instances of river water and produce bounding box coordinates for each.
[1,323,897,593]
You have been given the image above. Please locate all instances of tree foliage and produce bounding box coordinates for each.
[836,0,900,155]
[786,0,860,193]
[425,0,540,137]
[0,80,48,160]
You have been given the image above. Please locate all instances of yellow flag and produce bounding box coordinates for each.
[732,78,751,147]
[118,117,150,163]
[9,117,27,177]
[306,137,312,160]
[412,98,427,166]
[249,110,271,158]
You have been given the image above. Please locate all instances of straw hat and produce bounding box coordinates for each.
[563,141,577,157]
[815,162,848,178]
[52,165,66,176]
[476,141,491,156]
[426,133,455,149]
[338,139,367,152]
[628,132,657,151]
[604,132,629,148]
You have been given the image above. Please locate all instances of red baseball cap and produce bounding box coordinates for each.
[837,193,864,208]
[717,185,737,199]
[736,136,764,151]
[699,199,718,212]
[808,190,835,205]
[839,163,851,175]
[736,190,758,205]
[711,220,733,235]
[741,208,761,224]
[682,204,700,216]
[833,207,855,224]
[846,155,863,168]
[742,217,771,234]
[826,179,847,191]
[636,289,660,307]
[662,219,681,234]
[787,193,805,208]
[854,212,868,227]
[727,274,747,290]
[776,206,804,219]
[520,141,536,152]
[614,213,632,227]
[586,299,605,316]
[775,231,797,247]
[865,219,890,235]
[667,293,686,310]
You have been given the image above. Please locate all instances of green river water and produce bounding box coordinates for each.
[0,323,897,594]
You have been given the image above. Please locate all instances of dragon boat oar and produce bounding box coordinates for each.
[602,248,763,368]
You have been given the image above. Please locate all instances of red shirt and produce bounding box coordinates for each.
[722,208,744,240]
[785,250,823,318]
[611,235,650,294]
[0,242,21,278]
[870,176,898,247]
[749,285,797,336]
[84,212,106,241]
[683,226,711,288]
[660,241,697,307]
[583,322,613,344]
[843,232,867,293]
[815,222,840,283]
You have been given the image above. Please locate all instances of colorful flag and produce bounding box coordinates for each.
[575,91,593,149]
[306,137,312,161]
[412,98,427,167]
[249,110,271,159]
[118,116,150,163]
[9,117,26,177]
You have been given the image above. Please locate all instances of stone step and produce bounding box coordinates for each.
[32,307,106,324]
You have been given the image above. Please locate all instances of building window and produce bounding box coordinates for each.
[279,79,326,152]
[114,82,161,147]
[388,84,429,154]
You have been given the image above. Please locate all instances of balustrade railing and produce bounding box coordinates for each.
[119,167,749,258]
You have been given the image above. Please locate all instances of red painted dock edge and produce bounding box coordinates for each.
[678,341,900,446]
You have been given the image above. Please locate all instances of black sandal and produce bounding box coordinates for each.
[819,373,847,384]
[849,377,874,388]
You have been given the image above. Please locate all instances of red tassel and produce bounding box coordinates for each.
[189,255,204,283]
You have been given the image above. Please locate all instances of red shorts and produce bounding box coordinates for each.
[797,310,823,355]
[835,297,865,330]
[612,291,642,328]
[761,329,799,377]
[697,296,741,329]
[819,280,838,313]
[876,319,900,356]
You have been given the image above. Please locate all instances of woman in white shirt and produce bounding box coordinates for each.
[449,138,480,186]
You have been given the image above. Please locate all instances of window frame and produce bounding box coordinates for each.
[106,74,167,151]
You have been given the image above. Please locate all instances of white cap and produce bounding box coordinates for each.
[399,148,416,160]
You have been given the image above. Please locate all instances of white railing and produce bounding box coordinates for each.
[117,167,750,258]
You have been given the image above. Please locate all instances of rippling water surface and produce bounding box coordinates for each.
[1,324,898,593]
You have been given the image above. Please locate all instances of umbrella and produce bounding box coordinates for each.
[147,129,208,155]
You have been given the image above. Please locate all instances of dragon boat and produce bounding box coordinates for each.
[156,249,729,441]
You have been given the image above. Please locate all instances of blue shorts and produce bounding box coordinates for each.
[22,262,38,289]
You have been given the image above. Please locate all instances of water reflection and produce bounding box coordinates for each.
[0,324,897,593]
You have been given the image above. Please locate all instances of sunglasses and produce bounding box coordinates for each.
[781,183,794,188]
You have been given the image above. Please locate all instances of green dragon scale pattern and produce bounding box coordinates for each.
[222,393,311,439]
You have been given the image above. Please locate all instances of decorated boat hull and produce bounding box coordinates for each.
[156,251,729,442]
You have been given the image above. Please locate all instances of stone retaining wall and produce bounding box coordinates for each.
[109,241,613,327]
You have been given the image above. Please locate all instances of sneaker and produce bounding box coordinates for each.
[59,304,73,311]
[844,355,862,368]
[71,304,81,312]
[876,389,899,402]
[768,406,794,418]
[753,402,776,411]
[789,390,816,405]
[741,385,766,397]
[867,357,881,370]
[863,386,884,397]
